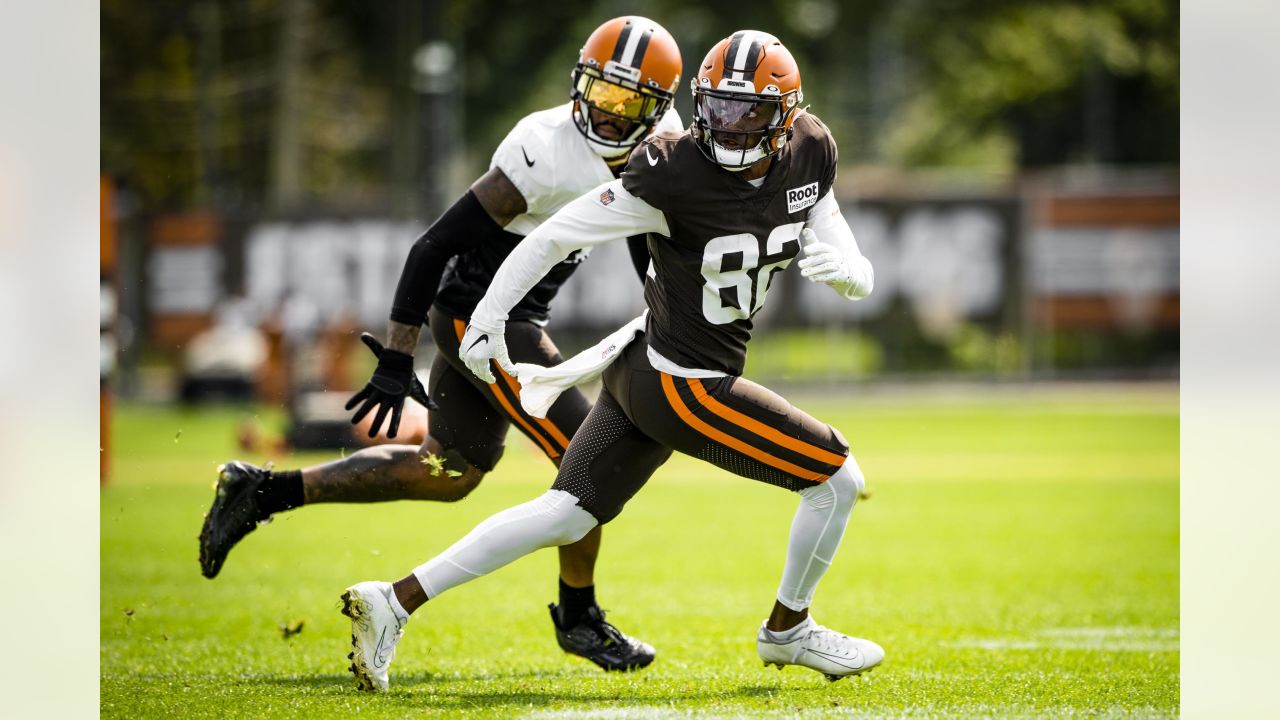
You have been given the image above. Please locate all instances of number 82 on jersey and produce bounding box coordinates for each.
[699,221,805,325]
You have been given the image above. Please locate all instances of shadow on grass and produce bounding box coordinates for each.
[256,672,783,709]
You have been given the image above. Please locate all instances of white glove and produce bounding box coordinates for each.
[459,318,517,384]
[797,228,870,299]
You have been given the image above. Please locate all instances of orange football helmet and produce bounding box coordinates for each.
[691,30,803,171]
[571,16,682,157]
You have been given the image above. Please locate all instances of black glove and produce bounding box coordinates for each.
[345,332,436,438]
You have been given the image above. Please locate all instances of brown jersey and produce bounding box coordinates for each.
[621,111,838,375]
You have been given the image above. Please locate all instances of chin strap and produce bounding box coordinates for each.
[587,135,637,159]
[709,138,770,171]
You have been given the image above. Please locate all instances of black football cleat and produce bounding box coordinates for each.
[199,461,271,579]
[549,603,656,672]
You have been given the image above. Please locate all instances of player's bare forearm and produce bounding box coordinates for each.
[385,320,421,355]
[470,167,527,228]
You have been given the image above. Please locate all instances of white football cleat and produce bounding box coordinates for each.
[757,616,884,681]
[340,581,407,692]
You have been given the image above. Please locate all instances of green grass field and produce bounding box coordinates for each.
[101,385,1179,718]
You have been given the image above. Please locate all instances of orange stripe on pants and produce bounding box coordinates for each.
[453,318,559,458]
[660,373,827,482]
[495,365,572,450]
[686,378,846,467]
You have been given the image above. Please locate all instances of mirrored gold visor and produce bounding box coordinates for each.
[580,76,657,119]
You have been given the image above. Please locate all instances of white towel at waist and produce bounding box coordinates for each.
[512,313,647,418]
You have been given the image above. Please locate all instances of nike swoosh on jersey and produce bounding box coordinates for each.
[521,147,535,167]
[467,334,489,352]
[645,147,659,166]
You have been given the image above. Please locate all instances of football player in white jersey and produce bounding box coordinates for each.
[198,16,684,686]
[339,30,886,688]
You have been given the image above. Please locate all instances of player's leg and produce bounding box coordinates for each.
[396,384,668,617]
[429,307,660,669]
[506,324,615,629]
[621,341,883,679]
[198,355,503,579]
[302,355,503,504]
[539,385,671,671]
[343,384,672,688]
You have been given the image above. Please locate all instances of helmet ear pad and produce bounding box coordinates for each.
[769,111,798,153]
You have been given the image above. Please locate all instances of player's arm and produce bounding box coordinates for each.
[385,168,528,351]
[347,169,527,437]
[460,180,668,382]
[798,190,874,300]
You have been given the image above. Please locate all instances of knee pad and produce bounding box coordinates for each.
[801,456,863,511]
[527,490,599,546]
[832,454,865,498]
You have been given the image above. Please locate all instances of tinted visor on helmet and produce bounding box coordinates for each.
[696,94,777,150]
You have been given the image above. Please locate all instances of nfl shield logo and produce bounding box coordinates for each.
[599,188,615,205]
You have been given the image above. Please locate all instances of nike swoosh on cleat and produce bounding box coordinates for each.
[466,334,489,352]
[373,626,389,668]
[805,648,865,670]
[522,147,535,167]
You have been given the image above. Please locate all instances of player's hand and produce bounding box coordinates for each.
[345,332,425,439]
[358,333,435,410]
[798,228,867,296]
[460,319,517,384]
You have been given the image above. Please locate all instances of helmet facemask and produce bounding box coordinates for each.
[572,65,672,158]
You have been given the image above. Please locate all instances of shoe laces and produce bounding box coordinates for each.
[808,625,856,657]
[582,606,624,647]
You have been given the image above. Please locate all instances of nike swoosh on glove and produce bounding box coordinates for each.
[797,228,872,299]
[460,319,517,384]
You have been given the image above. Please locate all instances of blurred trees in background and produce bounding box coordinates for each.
[884,0,1178,167]
[102,0,1178,216]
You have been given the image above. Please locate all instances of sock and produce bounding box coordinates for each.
[257,470,304,516]
[557,579,597,626]
[764,616,814,642]
[385,583,411,625]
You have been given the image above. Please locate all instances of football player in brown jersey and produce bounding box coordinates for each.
[341,31,884,684]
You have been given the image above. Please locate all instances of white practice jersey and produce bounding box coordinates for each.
[490,102,683,237]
